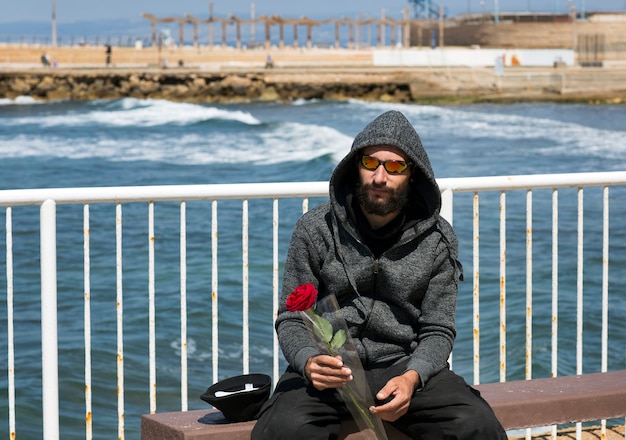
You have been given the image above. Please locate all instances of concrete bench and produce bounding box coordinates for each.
[141,370,626,440]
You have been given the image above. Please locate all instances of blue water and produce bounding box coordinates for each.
[1,97,625,439]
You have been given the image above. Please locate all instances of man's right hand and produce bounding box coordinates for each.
[305,355,353,390]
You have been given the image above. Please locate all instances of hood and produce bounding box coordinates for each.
[330,110,441,219]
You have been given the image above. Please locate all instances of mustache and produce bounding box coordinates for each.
[362,182,393,193]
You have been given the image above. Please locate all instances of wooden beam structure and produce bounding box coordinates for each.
[141,10,426,50]
[141,13,189,48]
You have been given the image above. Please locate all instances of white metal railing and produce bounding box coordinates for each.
[2,172,626,440]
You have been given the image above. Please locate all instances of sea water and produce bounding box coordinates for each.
[1,97,625,439]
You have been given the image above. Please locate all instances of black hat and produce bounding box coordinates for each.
[200,373,272,422]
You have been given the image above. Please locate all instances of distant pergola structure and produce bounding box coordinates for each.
[141,10,428,50]
[342,14,410,49]
[185,14,203,48]
[267,15,300,48]
[184,14,232,48]
[142,13,190,47]
[209,17,233,48]
[229,14,259,49]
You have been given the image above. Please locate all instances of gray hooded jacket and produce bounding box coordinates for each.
[276,110,461,386]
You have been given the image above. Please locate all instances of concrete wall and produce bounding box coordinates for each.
[373,48,575,67]
[440,20,625,52]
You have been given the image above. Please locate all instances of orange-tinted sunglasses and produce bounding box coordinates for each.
[360,155,411,174]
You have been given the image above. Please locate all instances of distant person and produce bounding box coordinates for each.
[41,53,50,67]
[105,44,112,67]
[265,54,274,69]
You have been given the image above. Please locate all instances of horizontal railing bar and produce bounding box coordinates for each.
[2,172,626,206]
[0,182,329,206]
[439,171,626,193]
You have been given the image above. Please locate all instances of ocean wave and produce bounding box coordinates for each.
[346,100,626,163]
[0,118,352,165]
[292,98,321,106]
[115,120,352,165]
[2,100,624,169]
[2,98,262,128]
[0,96,43,106]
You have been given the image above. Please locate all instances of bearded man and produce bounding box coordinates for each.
[252,110,507,440]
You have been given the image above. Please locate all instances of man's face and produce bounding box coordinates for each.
[356,145,412,217]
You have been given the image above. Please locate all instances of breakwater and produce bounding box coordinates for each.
[0,69,417,103]
[1,67,626,104]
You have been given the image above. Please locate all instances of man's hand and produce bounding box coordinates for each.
[305,355,353,390]
[368,370,420,422]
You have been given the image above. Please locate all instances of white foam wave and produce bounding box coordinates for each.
[170,338,212,361]
[125,121,351,165]
[291,98,321,106]
[0,96,42,106]
[4,98,261,128]
[343,100,626,162]
[254,121,352,165]
[3,100,624,167]
[0,120,352,165]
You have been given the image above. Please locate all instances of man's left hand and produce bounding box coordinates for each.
[368,370,420,422]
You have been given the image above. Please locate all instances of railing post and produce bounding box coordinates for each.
[441,188,454,369]
[440,188,453,225]
[41,199,59,440]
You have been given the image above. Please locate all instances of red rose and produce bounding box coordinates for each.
[286,283,318,312]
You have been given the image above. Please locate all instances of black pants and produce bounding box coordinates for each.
[251,363,508,440]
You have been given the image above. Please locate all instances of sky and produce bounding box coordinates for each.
[3,0,625,24]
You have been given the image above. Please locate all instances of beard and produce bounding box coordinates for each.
[356,181,410,216]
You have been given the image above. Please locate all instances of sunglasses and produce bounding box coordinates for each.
[360,155,411,174]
